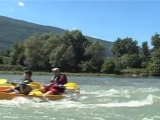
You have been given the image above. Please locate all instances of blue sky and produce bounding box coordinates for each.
[0,0,160,47]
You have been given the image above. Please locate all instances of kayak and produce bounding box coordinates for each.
[0,80,80,101]
[0,84,15,91]
[0,92,64,101]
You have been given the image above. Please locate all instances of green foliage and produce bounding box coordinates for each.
[83,41,105,72]
[141,41,149,58]
[24,34,51,71]
[112,37,139,57]
[60,30,89,66]
[0,64,24,71]
[80,61,94,72]
[120,54,142,68]
[9,42,25,65]
[1,16,160,76]
[110,37,148,75]
[151,33,160,50]
[120,68,149,76]
[0,56,10,64]
[3,30,105,72]
[0,16,112,56]
[49,44,67,70]
[148,49,160,75]
[2,57,10,64]
[0,56,2,64]
[101,58,115,73]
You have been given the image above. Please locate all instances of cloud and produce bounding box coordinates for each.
[18,1,24,7]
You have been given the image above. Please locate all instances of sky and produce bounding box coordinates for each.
[0,0,160,47]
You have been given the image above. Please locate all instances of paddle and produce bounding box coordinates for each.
[27,82,42,89]
[0,78,79,95]
[29,82,78,96]
[0,79,7,84]
[0,79,16,92]
[64,82,78,90]
[0,78,78,90]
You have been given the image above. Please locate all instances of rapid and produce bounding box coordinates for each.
[0,74,160,120]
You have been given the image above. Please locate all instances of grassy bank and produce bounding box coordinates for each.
[120,68,149,77]
[0,68,156,77]
[0,70,118,77]
[0,71,51,75]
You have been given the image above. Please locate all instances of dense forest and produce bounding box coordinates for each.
[0,29,160,76]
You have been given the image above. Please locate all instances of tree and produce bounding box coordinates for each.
[82,41,105,72]
[24,34,49,70]
[139,41,150,68]
[148,48,160,75]
[151,33,160,50]
[9,42,25,66]
[49,44,68,71]
[101,58,115,73]
[112,37,139,57]
[141,41,149,58]
[120,54,142,68]
[61,30,89,63]
[57,30,90,71]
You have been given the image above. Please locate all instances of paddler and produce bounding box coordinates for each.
[7,70,33,94]
[40,67,68,97]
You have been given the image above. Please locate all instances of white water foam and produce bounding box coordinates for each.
[0,94,154,109]
[95,94,153,108]
[53,94,154,109]
[80,90,102,95]
[2,116,19,119]
[96,89,130,98]
[142,118,153,120]
[81,89,129,96]
[136,87,159,93]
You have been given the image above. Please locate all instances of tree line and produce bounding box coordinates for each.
[0,30,105,72]
[0,30,160,76]
[104,33,160,76]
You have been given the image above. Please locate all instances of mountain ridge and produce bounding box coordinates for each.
[0,15,113,52]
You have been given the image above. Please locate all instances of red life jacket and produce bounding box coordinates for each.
[51,74,67,85]
[50,74,68,93]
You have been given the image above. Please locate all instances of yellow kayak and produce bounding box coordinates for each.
[0,92,64,101]
[0,80,79,101]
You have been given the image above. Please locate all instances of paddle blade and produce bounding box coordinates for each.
[27,82,42,89]
[64,82,77,90]
[29,89,43,95]
[0,79,7,84]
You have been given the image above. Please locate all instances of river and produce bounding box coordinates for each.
[0,74,160,120]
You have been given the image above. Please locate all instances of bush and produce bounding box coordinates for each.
[120,68,149,76]
[0,64,25,71]
[101,58,115,73]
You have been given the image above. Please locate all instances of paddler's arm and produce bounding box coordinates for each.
[53,84,65,88]
[42,91,52,98]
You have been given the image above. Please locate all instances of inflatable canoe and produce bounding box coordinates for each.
[0,79,79,101]
[0,92,64,101]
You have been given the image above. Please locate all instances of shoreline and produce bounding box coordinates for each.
[0,70,159,78]
[0,71,118,77]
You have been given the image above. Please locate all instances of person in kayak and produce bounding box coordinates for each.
[7,70,33,94]
[40,68,67,97]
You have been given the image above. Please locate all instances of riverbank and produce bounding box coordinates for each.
[0,71,118,77]
[0,68,159,77]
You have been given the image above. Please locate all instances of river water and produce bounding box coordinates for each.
[0,74,160,120]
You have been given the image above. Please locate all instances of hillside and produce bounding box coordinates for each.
[0,16,113,54]
[0,16,64,50]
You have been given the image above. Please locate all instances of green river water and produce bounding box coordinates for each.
[0,74,160,120]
